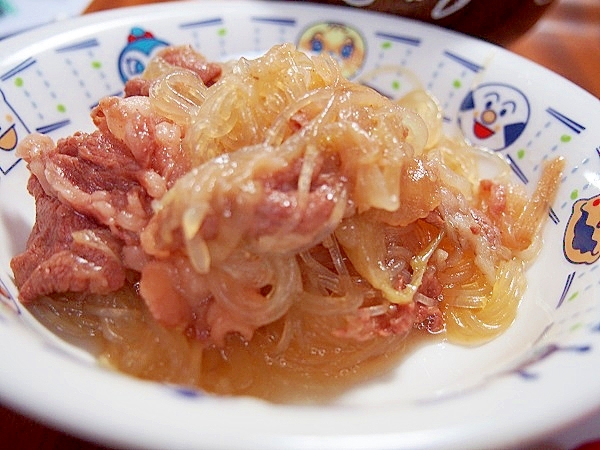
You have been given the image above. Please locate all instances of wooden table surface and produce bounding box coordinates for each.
[1,0,599,449]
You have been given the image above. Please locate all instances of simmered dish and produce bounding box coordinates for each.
[11,44,563,402]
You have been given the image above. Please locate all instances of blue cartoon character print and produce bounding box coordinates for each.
[564,194,600,264]
[0,88,30,175]
[118,27,169,83]
[458,83,530,151]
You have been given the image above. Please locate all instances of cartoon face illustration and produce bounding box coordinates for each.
[0,89,30,175]
[118,27,169,83]
[458,83,530,151]
[297,22,366,79]
[564,194,600,264]
[0,121,17,152]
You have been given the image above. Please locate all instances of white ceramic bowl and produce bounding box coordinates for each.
[1,2,599,449]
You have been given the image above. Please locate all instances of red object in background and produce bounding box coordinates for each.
[575,442,600,450]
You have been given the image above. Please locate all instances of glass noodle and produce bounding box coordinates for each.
[22,44,563,402]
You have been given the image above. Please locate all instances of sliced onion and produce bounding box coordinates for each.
[208,255,301,327]
[149,69,207,128]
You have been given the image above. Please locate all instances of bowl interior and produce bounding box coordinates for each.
[0,2,599,448]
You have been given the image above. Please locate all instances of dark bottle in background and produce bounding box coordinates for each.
[302,0,556,45]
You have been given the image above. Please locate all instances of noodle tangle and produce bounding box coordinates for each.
[13,43,564,402]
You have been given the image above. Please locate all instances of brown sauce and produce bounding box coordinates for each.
[28,285,443,404]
